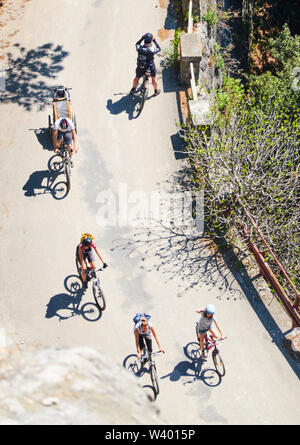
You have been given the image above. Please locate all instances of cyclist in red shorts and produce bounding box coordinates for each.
[76,234,107,289]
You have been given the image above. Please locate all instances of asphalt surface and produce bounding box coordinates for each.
[0,0,300,425]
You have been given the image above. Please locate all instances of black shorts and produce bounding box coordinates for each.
[135,64,156,78]
[138,334,152,353]
[58,130,73,145]
[76,246,95,264]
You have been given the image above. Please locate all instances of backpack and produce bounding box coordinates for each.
[137,46,149,69]
[133,312,151,324]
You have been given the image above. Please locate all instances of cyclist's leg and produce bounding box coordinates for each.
[144,334,153,354]
[131,67,143,93]
[63,132,73,158]
[56,132,63,150]
[138,335,146,361]
[80,253,88,283]
[86,250,96,270]
[150,65,160,95]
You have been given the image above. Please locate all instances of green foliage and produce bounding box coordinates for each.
[216,75,245,115]
[202,8,219,26]
[249,24,300,115]
[184,9,200,24]
[213,43,225,70]
[162,27,184,69]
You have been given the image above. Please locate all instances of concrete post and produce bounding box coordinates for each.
[179,32,203,85]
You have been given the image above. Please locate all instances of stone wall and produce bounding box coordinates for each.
[180,0,221,125]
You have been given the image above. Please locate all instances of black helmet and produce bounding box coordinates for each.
[82,237,92,247]
[60,118,68,130]
[56,86,65,98]
[144,33,153,44]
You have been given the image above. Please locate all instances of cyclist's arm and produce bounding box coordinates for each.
[78,246,85,266]
[135,36,144,51]
[134,328,141,356]
[152,38,161,54]
[213,320,224,338]
[150,326,165,353]
[93,246,105,265]
[195,309,204,314]
[71,130,78,152]
[52,130,58,151]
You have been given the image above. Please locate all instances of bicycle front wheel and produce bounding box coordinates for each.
[150,363,159,395]
[212,349,225,377]
[65,161,71,192]
[93,280,106,311]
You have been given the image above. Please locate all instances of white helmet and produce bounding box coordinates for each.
[206,304,215,314]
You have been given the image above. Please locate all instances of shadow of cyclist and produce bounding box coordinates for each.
[45,274,102,322]
[106,94,142,120]
[160,342,222,387]
[22,169,68,200]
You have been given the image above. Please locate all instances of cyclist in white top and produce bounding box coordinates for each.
[195,304,224,357]
[52,117,78,163]
[134,317,165,359]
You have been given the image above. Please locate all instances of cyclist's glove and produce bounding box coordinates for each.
[103,263,108,269]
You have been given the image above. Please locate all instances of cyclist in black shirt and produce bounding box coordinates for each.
[130,33,161,96]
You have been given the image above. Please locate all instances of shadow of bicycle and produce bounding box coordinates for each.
[45,274,102,322]
[123,353,158,401]
[160,342,221,388]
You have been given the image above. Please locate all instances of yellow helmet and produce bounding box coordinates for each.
[80,233,95,242]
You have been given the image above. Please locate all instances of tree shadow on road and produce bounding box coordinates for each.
[111,167,300,379]
[45,274,102,322]
[2,43,69,111]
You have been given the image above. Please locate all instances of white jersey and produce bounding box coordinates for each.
[134,321,152,335]
[53,118,75,132]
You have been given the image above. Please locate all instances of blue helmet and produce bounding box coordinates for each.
[206,304,215,315]
[144,33,153,44]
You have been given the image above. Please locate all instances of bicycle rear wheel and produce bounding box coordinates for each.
[212,349,225,377]
[150,362,159,395]
[93,280,106,311]
[140,79,148,112]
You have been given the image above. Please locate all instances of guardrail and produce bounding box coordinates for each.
[237,208,300,328]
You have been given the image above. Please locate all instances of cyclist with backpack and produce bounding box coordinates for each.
[130,33,161,97]
[76,233,108,289]
[133,313,165,359]
[195,304,224,358]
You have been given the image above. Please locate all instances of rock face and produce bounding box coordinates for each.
[0,347,163,425]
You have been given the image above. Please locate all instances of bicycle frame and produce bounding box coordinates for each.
[204,334,225,352]
[84,267,103,282]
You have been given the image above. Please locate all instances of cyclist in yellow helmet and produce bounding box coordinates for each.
[76,234,107,289]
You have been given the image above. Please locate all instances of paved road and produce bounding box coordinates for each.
[0,0,300,425]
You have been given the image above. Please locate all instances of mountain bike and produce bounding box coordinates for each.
[59,143,72,192]
[76,256,106,311]
[195,323,226,377]
[141,350,162,395]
